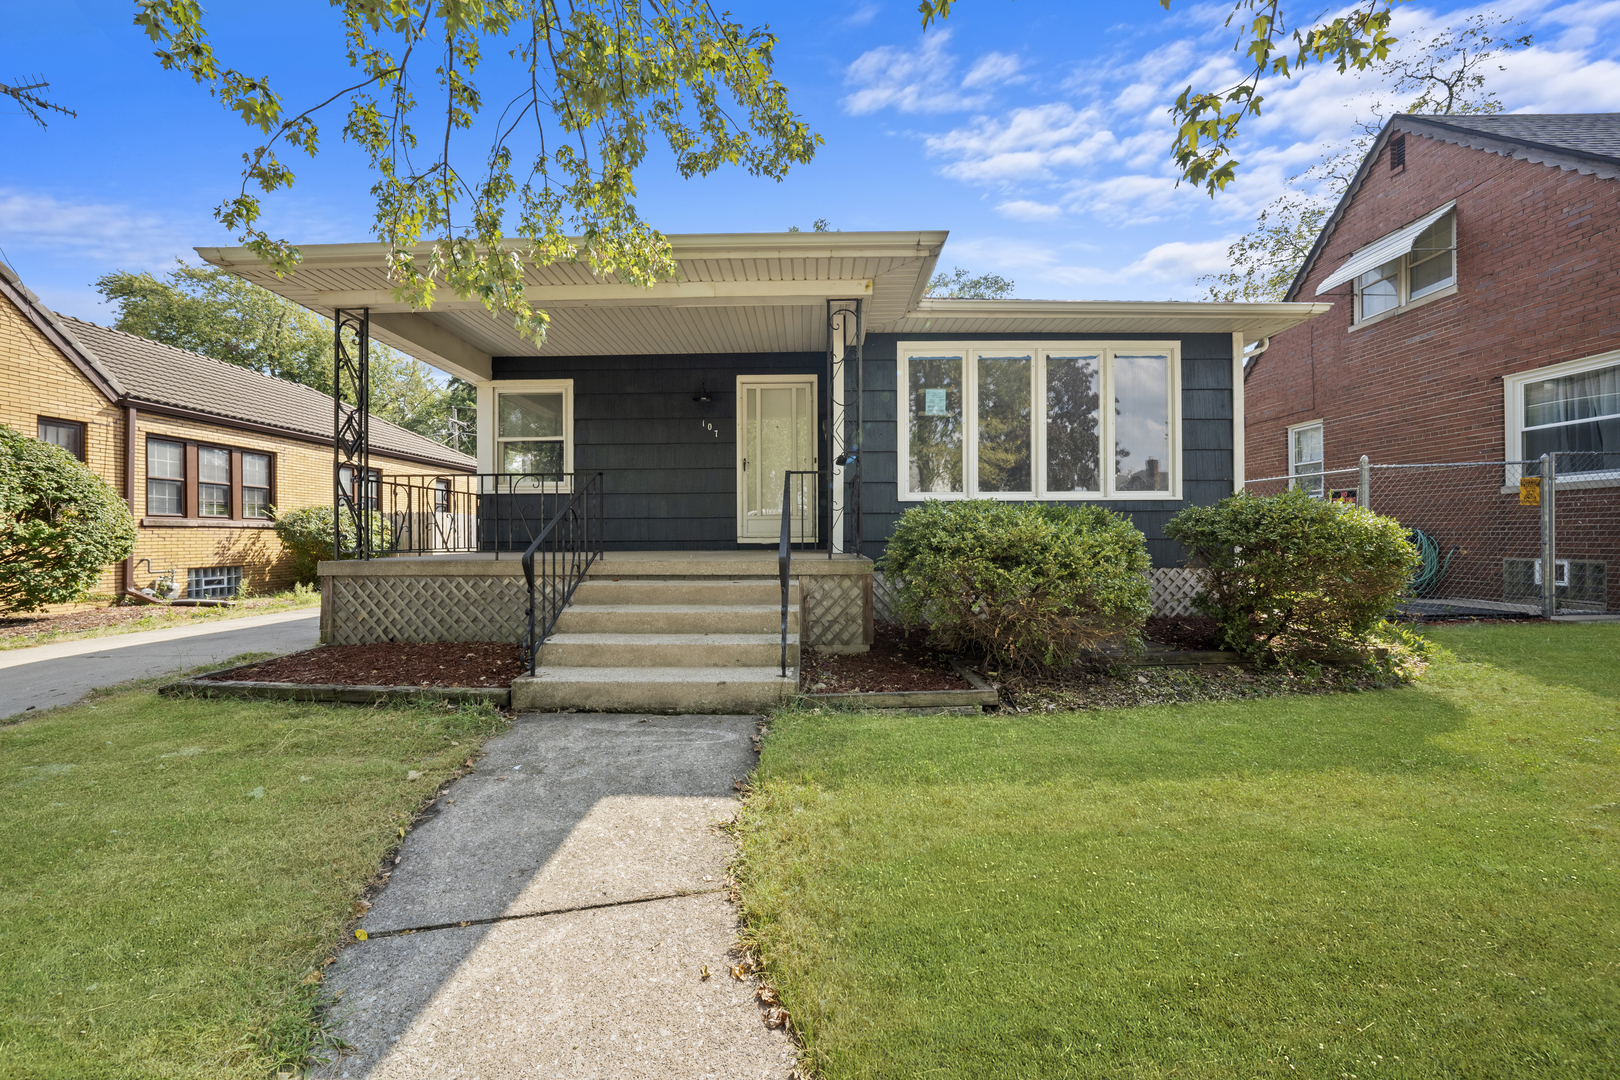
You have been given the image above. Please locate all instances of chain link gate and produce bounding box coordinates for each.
[1246,453,1619,618]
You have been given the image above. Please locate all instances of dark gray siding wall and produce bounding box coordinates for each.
[492,352,824,549]
[854,333,1234,567]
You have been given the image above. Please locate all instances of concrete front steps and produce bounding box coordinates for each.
[512,574,799,713]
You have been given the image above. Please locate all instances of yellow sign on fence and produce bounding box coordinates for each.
[1519,477,1541,506]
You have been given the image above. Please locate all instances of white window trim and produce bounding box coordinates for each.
[897,340,1182,503]
[477,379,575,489]
[1350,210,1457,328]
[1287,419,1324,495]
[1503,348,1620,490]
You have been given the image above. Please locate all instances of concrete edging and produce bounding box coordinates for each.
[161,665,511,707]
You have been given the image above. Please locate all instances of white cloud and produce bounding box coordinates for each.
[843,32,987,115]
[995,199,1064,221]
[842,2,880,27]
[0,187,196,268]
[962,51,1025,89]
[925,103,1115,183]
[1123,238,1234,280]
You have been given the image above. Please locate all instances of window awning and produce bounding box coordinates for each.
[1315,200,1455,295]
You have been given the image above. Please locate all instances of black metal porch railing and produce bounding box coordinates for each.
[364,472,580,556]
[778,469,829,677]
[522,472,604,674]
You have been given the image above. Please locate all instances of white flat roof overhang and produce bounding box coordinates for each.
[195,233,1330,380]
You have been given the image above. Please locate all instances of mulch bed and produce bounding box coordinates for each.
[801,624,973,694]
[0,606,211,640]
[204,642,524,689]
[1144,615,1222,651]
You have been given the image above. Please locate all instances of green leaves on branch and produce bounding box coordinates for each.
[1165,489,1420,662]
[1165,0,1399,194]
[880,500,1152,675]
[0,426,137,615]
[271,505,393,584]
[134,1,823,342]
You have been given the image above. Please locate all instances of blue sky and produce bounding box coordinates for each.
[5,0,1620,333]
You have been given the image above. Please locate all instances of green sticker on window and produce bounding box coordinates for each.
[923,388,948,416]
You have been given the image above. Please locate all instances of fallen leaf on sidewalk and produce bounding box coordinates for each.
[354,929,368,941]
[763,1006,791,1029]
[700,966,711,981]
[730,964,748,981]
[756,986,779,1007]
[352,900,372,917]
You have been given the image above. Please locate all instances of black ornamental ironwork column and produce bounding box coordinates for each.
[333,308,371,560]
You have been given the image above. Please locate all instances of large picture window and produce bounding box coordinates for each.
[1507,351,1620,483]
[482,380,574,485]
[899,342,1180,501]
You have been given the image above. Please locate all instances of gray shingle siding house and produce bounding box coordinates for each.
[202,231,1327,567]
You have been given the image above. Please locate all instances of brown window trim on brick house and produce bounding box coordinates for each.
[143,434,278,528]
[37,417,87,461]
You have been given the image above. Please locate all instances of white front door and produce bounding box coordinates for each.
[737,375,818,542]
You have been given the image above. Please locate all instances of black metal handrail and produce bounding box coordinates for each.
[777,469,825,678]
[522,472,605,674]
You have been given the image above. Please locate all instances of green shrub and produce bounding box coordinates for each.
[0,424,137,615]
[1164,488,1421,661]
[271,505,392,584]
[879,500,1152,673]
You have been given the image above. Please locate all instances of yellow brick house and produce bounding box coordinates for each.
[1,261,475,602]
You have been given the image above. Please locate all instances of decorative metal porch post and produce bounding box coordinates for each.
[333,308,371,560]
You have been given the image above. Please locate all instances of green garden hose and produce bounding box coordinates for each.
[1407,527,1458,598]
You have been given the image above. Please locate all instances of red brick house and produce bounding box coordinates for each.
[1246,112,1620,483]
[1244,113,1620,615]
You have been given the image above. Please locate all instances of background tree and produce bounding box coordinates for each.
[96,262,475,446]
[136,0,821,343]
[0,426,137,614]
[926,267,1016,299]
[1199,13,1530,303]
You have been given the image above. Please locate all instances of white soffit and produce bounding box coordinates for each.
[1316,201,1456,295]
[195,232,947,369]
[890,299,1333,341]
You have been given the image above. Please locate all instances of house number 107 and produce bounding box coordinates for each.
[701,421,718,437]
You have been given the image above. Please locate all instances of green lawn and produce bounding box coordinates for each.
[0,588,322,652]
[735,623,1620,1079]
[0,683,507,1079]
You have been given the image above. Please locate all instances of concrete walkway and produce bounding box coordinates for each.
[0,608,320,720]
[314,712,794,1080]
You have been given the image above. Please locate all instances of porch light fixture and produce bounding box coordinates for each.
[692,381,713,403]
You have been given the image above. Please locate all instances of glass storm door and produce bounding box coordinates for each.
[737,375,817,542]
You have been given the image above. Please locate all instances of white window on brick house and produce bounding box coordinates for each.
[1288,421,1324,497]
[198,447,230,517]
[147,438,184,515]
[37,417,86,461]
[242,453,272,517]
[1316,202,1457,324]
[898,341,1181,501]
[1506,351,1620,483]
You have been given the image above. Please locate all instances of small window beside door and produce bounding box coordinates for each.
[495,384,572,481]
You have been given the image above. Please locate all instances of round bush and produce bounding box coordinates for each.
[272,505,392,585]
[879,500,1152,673]
[1164,488,1420,661]
[0,424,137,615]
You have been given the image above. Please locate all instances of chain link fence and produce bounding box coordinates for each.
[1245,454,1620,618]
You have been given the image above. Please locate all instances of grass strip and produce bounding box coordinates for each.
[0,588,321,652]
[0,683,508,1079]
[734,623,1620,1078]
